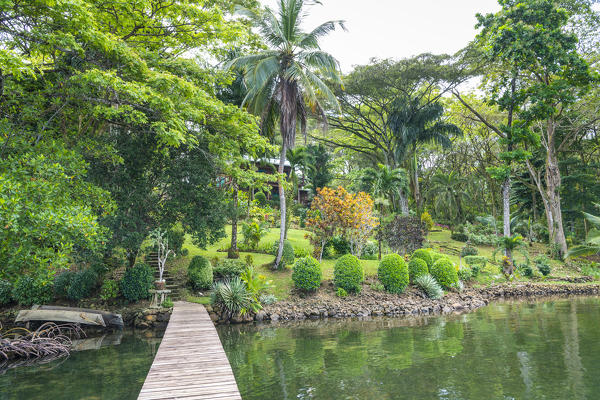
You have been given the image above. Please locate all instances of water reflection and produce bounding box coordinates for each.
[219,297,600,400]
[0,330,161,400]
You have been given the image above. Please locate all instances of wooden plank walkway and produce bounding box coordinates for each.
[138,301,242,400]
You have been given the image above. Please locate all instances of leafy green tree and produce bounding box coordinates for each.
[0,139,112,282]
[475,0,595,258]
[1,0,269,269]
[230,0,344,269]
[305,144,334,195]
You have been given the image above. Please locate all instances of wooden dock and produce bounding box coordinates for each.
[138,301,242,400]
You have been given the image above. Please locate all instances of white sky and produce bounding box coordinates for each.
[260,0,501,72]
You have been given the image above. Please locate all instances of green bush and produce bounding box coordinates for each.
[255,192,267,206]
[292,257,322,291]
[517,263,534,278]
[120,263,154,302]
[334,254,363,293]
[328,236,351,256]
[67,268,98,301]
[360,241,378,260]
[54,271,76,299]
[167,227,186,256]
[0,280,12,305]
[12,276,53,306]
[460,243,479,257]
[188,256,213,290]
[471,265,481,278]
[100,279,120,301]
[430,258,459,289]
[412,249,433,267]
[336,287,348,297]
[271,240,295,269]
[464,256,487,267]
[408,257,429,283]
[213,259,246,280]
[431,252,450,264]
[534,256,551,276]
[458,267,472,282]
[377,254,409,294]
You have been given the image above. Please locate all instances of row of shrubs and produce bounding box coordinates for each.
[0,262,156,307]
[290,248,465,300]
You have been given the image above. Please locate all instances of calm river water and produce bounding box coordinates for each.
[218,297,600,400]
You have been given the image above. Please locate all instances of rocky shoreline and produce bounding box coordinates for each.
[208,280,600,324]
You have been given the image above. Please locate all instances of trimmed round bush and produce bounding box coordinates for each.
[67,268,98,301]
[188,256,213,290]
[430,258,459,289]
[213,259,246,280]
[54,271,76,299]
[377,254,409,294]
[408,257,429,283]
[411,249,433,267]
[334,254,363,293]
[292,256,322,291]
[120,263,154,302]
[430,252,450,264]
[12,276,53,306]
[0,279,12,305]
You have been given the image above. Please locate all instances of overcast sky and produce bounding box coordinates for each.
[260,0,501,72]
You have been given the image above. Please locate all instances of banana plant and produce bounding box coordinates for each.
[568,206,600,258]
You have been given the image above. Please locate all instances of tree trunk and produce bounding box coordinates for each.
[274,78,297,269]
[413,152,422,215]
[229,180,239,258]
[546,130,568,257]
[274,144,287,269]
[399,191,409,215]
[502,177,511,259]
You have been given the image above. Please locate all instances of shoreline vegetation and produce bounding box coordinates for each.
[208,281,600,325]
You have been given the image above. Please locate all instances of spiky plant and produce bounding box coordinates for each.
[211,278,253,320]
[415,274,444,300]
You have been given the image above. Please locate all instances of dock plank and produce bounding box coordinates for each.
[138,302,242,400]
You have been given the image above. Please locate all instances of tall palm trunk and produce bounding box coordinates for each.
[275,143,287,268]
[274,78,298,269]
[229,179,239,258]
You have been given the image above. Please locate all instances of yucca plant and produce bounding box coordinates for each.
[415,274,444,300]
[210,278,253,321]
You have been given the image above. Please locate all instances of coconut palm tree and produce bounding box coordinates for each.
[229,0,344,269]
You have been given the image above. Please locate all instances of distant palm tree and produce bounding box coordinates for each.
[229,0,344,269]
[427,172,470,225]
[361,164,409,259]
[361,164,409,215]
[389,97,461,214]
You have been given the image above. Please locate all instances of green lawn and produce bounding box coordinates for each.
[171,225,580,299]
[177,225,378,299]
